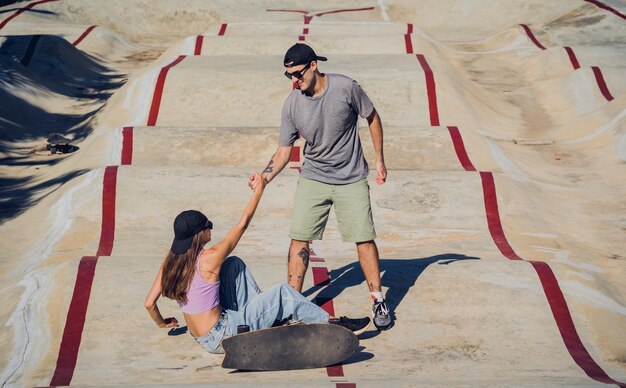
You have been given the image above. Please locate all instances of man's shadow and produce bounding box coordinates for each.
[302,253,480,338]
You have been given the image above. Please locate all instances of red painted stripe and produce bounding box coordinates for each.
[531,261,624,385]
[592,66,614,102]
[480,172,625,386]
[146,55,186,126]
[314,6,375,17]
[447,126,476,171]
[479,172,524,261]
[584,0,626,20]
[49,256,99,386]
[336,384,357,388]
[416,54,440,126]
[121,127,133,165]
[72,25,97,46]
[218,23,228,36]
[407,23,413,34]
[0,0,59,30]
[194,35,203,55]
[303,28,309,35]
[299,35,305,41]
[266,9,308,14]
[404,34,413,54]
[564,47,580,70]
[304,15,313,24]
[520,24,546,50]
[96,166,118,256]
[290,146,301,162]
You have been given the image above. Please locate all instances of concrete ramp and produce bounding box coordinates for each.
[1,1,625,387]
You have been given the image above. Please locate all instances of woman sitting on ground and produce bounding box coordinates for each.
[144,173,370,353]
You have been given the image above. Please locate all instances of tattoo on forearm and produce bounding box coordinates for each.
[369,282,381,292]
[263,159,274,174]
[298,248,310,266]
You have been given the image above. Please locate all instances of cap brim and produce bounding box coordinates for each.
[171,236,193,254]
[316,56,327,61]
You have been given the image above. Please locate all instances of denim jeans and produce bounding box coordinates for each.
[195,256,329,353]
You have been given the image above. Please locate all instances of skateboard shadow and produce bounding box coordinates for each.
[302,254,480,325]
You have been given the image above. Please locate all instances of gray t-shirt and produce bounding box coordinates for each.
[279,74,374,184]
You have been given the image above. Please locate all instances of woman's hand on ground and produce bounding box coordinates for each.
[159,317,179,328]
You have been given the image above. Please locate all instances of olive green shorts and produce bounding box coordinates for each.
[290,177,377,243]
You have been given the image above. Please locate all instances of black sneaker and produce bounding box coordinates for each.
[372,299,392,330]
[329,316,371,335]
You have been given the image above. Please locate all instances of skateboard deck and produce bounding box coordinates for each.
[222,323,358,370]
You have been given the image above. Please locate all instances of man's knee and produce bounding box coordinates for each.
[222,255,246,272]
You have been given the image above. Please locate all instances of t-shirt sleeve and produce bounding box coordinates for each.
[351,80,374,119]
[279,96,299,146]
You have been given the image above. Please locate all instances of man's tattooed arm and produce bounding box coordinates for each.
[263,159,274,174]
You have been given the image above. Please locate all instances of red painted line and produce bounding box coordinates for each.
[266,9,308,14]
[407,23,413,34]
[336,384,357,388]
[531,261,625,386]
[304,15,313,24]
[480,172,625,386]
[299,35,305,41]
[290,146,301,162]
[51,166,120,384]
[218,23,228,36]
[415,54,440,126]
[447,126,476,171]
[592,66,614,102]
[72,25,97,46]
[96,166,118,256]
[49,256,99,386]
[479,172,524,261]
[584,0,626,20]
[564,47,581,70]
[314,6,375,17]
[0,0,59,30]
[194,35,203,55]
[404,34,413,54]
[303,28,309,35]
[146,55,186,126]
[520,24,546,50]
[121,127,133,165]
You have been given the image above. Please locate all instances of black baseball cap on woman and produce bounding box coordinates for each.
[171,210,213,254]
[284,43,327,67]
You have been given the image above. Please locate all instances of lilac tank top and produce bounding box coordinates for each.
[178,258,220,315]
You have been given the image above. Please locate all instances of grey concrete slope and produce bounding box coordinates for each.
[129,125,489,172]
[153,54,430,128]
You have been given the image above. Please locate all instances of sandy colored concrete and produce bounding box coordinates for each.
[1,0,625,386]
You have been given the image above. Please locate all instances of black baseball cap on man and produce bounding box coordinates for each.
[283,43,327,67]
[171,210,212,254]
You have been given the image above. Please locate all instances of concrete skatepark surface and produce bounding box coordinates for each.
[0,0,625,386]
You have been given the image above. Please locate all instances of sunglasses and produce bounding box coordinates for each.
[284,63,311,80]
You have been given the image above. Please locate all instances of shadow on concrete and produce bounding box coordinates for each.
[0,35,126,223]
[0,168,90,222]
[302,254,481,324]
[0,2,56,15]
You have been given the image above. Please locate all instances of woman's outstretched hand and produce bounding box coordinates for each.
[249,173,267,192]
[159,317,179,328]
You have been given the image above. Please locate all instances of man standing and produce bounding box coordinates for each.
[248,43,391,330]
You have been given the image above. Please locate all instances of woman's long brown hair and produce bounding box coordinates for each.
[161,233,204,302]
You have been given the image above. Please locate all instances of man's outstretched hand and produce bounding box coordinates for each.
[248,173,264,190]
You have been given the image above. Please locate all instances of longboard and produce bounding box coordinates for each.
[222,323,358,371]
